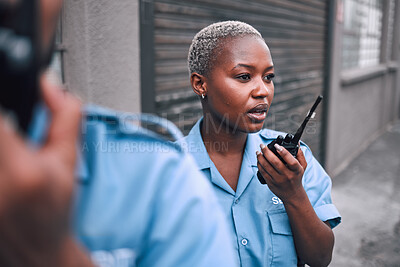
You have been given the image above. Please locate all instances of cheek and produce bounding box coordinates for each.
[209,79,233,105]
[216,89,246,113]
[218,81,247,107]
[266,82,275,103]
[206,76,250,116]
[270,84,275,100]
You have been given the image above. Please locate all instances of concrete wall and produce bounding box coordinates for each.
[62,0,141,113]
[325,1,400,176]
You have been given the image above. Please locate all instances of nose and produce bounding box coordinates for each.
[252,77,271,99]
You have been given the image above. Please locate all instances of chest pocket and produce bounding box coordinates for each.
[267,210,298,266]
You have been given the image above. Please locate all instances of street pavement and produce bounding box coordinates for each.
[330,121,400,266]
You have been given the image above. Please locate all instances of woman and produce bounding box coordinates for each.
[178,21,341,266]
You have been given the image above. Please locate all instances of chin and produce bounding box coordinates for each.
[249,125,264,133]
[238,122,265,133]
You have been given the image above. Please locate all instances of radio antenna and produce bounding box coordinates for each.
[292,95,323,144]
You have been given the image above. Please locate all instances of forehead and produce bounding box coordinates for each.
[213,36,273,69]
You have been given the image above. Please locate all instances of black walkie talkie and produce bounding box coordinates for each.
[0,0,40,134]
[257,95,323,184]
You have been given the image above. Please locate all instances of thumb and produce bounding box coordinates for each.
[40,76,82,168]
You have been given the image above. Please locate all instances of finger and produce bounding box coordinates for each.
[260,144,284,175]
[256,150,279,181]
[296,146,308,171]
[272,144,302,172]
[257,163,272,185]
[40,76,81,168]
[0,114,44,204]
[256,159,273,185]
[0,113,31,167]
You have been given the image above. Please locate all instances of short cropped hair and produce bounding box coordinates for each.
[188,20,263,76]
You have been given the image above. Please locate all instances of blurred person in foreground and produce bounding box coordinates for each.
[0,0,236,266]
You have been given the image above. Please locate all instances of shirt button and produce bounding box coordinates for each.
[241,238,248,246]
[234,199,239,204]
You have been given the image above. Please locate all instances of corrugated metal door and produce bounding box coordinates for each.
[141,0,329,160]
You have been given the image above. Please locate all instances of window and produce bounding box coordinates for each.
[342,0,383,70]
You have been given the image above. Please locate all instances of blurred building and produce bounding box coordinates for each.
[53,0,399,176]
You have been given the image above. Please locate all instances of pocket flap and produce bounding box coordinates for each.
[267,211,293,236]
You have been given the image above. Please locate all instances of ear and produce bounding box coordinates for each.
[190,72,207,98]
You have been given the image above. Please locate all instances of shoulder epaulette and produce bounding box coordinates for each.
[82,105,184,153]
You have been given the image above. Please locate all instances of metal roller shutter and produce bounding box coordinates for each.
[141,0,328,160]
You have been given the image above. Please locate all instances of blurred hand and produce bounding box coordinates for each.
[0,76,92,266]
[257,143,307,203]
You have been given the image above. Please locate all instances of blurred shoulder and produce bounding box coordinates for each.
[81,105,183,154]
[77,105,192,185]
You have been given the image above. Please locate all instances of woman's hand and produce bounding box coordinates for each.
[257,143,334,267]
[256,143,307,203]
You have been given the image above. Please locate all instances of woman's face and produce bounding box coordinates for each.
[203,35,274,133]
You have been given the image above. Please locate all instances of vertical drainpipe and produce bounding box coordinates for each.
[320,0,336,167]
[394,2,400,119]
[140,0,156,114]
[380,0,390,128]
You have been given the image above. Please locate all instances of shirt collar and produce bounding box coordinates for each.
[185,118,269,196]
[243,131,261,168]
[184,117,270,169]
[184,117,211,170]
[184,119,283,168]
[184,118,238,194]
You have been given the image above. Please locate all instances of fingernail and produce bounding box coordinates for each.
[256,151,261,156]
[260,144,265,149]
[274,143,283,152]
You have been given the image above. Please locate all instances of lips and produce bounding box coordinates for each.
[247,103,268,122]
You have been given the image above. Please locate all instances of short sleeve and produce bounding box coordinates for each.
[139,153,237,266]
[300,145,341,229]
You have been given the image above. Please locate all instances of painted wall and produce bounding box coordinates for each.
[62,0,141,113]
[325,1,400,176]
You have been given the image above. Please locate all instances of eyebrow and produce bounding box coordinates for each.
[231,64,274,72]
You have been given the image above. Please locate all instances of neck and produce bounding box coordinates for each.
[201,112,248,156]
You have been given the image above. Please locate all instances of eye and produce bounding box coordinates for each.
[236,73,251,81]
[264,73,275,83]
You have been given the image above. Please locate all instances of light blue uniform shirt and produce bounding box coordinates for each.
[29,106,237,267]
[177,118,341,267]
